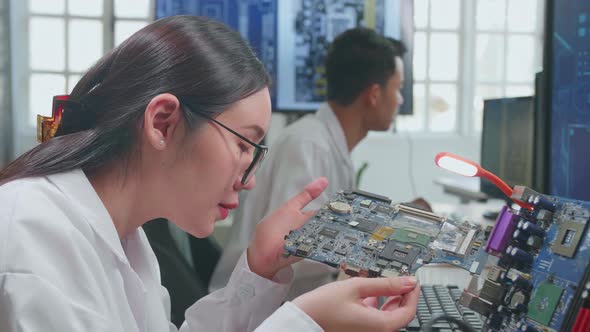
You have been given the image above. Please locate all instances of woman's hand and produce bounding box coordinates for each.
[292,276,420,332]
[247,177,328,280]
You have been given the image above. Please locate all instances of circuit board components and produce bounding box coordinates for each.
[284,189,488,278]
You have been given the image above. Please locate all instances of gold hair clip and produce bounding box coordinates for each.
[37,95,70,143]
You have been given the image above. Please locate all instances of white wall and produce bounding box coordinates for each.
[351,132,481,205]
[267,113,482,206]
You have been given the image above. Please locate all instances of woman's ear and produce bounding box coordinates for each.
[143,93,182,150]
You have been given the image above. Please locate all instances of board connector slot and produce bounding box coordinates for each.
[396,204,445,224]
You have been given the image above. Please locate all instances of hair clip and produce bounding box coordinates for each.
[37,95,71,143]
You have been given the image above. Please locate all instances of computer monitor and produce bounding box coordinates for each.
[480,97,535,200]
[154,0,413,114]
[545,0,590,202]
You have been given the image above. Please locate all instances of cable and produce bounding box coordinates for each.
[404,132,418,198]
[423,314,477,332]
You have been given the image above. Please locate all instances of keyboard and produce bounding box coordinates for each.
[400,285,484,332]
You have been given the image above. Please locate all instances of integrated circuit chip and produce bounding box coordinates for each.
[552,220,587,257]
[374,204,394,216]
[355,217,378,233]
[319,227,340,238]
[527,281,564,325]
[379,242,419,266]
[391,229,431,247]
[322,244,334,251]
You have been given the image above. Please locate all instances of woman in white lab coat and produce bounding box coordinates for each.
[0,16,419,332]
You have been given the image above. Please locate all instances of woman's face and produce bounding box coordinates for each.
[165,88,271,237]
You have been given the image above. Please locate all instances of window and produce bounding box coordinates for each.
[472,0,542,131]
[11,0,152,155]
[396,0,544,134]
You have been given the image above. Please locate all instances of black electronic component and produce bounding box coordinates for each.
[521,221,546,238]
[508,273,532,291]
[535,209,553,223]
[526,235,543,250]
[322,243,334,251]
[459,292,495,317]
[373,204,394,216]
[344,235,358,243]
[496,305,512,316]
[354,217,378,233]
[379,242,419,266]
[390,261,403,269]
[344,266,360,277]
[376,259,388,268]
[318,227,340,238]
[368,266,381,277]
[480,280,506,305]
[506,246,534,266]
[513,229,529,244]
[532,195,557,212]
[359,199,372,208]
[488,266,506,283]
[352,189,392,204]
[296,244,313,256]
[505,288,529,313]
[485,314,504,330]
[335,248,348,256]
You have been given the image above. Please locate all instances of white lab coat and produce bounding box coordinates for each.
[0,170,322,332]
[211,103,355,299]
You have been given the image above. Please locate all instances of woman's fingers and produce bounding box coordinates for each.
[351,276,418,298]
[361,296,379,308]
[287,177,328,211]
[363,282,420,331]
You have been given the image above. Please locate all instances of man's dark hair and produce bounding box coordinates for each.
[325,28,407,106]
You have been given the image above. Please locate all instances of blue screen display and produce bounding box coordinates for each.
[155,0,279,105]
[154,0,405,112]
[550,0,590,202]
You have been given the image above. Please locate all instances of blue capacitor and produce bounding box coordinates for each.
[505,245,514,255]
[526,235,543,249]
[513,229,529,243]
[533,195,557,212]
[509,247,534,265]
[522,221,545,238]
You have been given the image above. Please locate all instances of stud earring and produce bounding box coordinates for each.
[159,139,165,145]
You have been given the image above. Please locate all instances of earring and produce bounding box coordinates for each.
[159,139,165,145]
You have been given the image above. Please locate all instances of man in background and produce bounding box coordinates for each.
[211,28,412,298]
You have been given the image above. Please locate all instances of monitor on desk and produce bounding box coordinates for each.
[545,0,590,202]
[480,96,536,200]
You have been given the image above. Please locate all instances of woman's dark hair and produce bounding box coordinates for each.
[0,15,270,184]
[325,27,406,106]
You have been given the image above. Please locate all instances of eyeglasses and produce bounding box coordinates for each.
[179,99,268,185]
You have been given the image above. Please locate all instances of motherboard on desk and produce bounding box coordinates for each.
[457,187,590,332]
[284,189,489,278]
[284,188,590,332]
